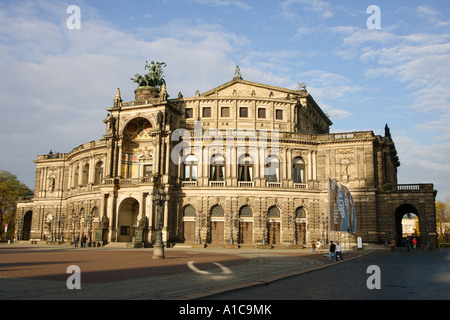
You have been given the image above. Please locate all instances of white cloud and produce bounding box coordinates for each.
[395,135,450,200]
[416,5,441,24]
[191,0,252,10]
[0,0,252,188]
[281,0,334,20]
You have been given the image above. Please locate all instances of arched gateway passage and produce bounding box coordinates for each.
[22,211,32,240]
[117,197,139,242]
[395,204,418,246]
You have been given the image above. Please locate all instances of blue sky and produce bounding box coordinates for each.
[1,0,449,201]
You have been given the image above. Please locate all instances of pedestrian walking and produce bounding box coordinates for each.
[335,241,344,261]
[316,240,321,253]
[312,241,316,253]
[329,241,336,261]
[81,234,86,248]
[412,237,417,250]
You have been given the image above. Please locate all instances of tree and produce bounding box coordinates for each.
[0,170,32,241]
[436,199,450,245]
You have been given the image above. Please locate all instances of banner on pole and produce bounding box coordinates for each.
[328,177,356,233]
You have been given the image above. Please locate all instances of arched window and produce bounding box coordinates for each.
[184,155,198,181]
[91,207,99,218]
[211,205,224,217]
[293,157,306,183]
[210,154,225,181]
[82,163,89,186]
[238,154,253,182]
[295,207,306,219]
[239,205,253,217]
[74,164,79,187]
[265,155,279,182]
[268,206,280,218]
[122,118,152,179]
[94,161,103,185]
[183,205,196,217]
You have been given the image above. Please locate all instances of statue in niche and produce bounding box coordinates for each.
[104,113,116,135]
[100,215,109,230]
[165,109,172,127]
[156,110,163,129]
[48,177,55,192]
[341,158,350,181]
[138,216,149,230]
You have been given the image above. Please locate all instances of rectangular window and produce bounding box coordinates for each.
[221,107,230,117]
[240,107,248,118]
[276,109,283,120]
[143,165,153,177]
[185,108,193,118]
[185,164,198,181]
[258,108,266,118]
[120,226,130,236]
[203,107,211,117]
[265,166,279,182]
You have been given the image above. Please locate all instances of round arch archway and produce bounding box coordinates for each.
[117,197,140,242]
[395,203,418,246]
[122,117,154,179]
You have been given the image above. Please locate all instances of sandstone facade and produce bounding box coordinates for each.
[15,74,438,248]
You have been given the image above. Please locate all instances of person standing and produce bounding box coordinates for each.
[335,241,344,261]
[390,239,396,252]
[74,235,79,248]
[316,240,321,253]
[329,241,336,261]
[312,241,316,253]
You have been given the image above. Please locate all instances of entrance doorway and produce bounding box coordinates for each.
[210,221,224,244]
[239,222,253,244]
[117,198,139,242]
[295,222,306,245]
[183,221,196,243]
[267,222,280,245]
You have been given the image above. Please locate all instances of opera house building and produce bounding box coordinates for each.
[15,65,438,249]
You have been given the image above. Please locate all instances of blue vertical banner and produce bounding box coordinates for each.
[328,177,340,232]
[328,177,357,233]
[340,184,356,233]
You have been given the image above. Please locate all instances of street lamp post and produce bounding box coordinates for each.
[72,214,77,243]
[227,211,234,245]
[196,211,203,245]
[152,185,168,259]
[259,213,267,246]
[60,215,65,243]
[87,213,92,247]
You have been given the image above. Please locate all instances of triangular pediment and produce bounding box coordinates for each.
[200,78,306,100]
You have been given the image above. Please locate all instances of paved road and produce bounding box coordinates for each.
[205,248,450,300]
[0,243,343,300]
[1,243,447,302]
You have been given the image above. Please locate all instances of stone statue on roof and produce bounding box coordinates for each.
[296,82,306,91]
[131,61,166,89]
[233,65,243,79]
